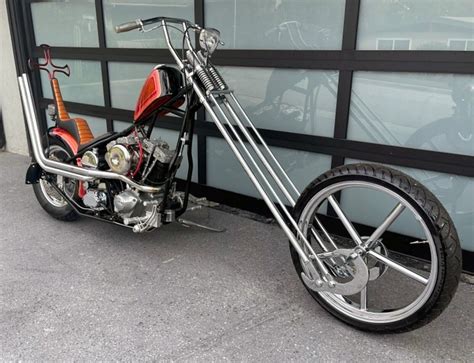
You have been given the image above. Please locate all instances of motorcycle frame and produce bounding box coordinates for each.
[18,18,339,289]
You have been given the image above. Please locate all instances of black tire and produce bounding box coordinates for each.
[32,137,79,222]
[290,163,462,333]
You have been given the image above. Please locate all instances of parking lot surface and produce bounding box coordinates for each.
[1,152,473,361]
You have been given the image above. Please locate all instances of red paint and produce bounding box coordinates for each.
[134,68,163,122]
[50,127,85,198]
[50,127,79,154]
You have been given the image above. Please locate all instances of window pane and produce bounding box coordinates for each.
[207,137,331,198]
[357,0,474,50]
[40,59,104,106]
[114,120,132,132]
[347,72,474,157]
[31,0,98,47]
[103,0,194,48]
[205,0,345,50]
[109,62,156,110]
[342,159,474,252]
[210,67,338,137]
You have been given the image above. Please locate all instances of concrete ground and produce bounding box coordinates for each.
[0,151,473,361]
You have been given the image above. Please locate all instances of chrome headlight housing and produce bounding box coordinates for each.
[199,28,222,55]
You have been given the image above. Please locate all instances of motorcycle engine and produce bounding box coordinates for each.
[105,135,175,185]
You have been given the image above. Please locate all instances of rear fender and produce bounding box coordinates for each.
[49,127,79,154]
[48,127,86,197]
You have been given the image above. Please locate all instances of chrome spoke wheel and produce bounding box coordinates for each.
[298,180,438,325]
[38,144,76,208]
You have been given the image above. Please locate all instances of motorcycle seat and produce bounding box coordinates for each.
[51,78,94,146]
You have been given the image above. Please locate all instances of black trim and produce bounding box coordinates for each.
[33,47,474,74]
[333,70,353,140]
[36,98,474,178]
[341,0,360,51]
[463,251,474,275]
[197,134,207,184]
[94,0,113,132]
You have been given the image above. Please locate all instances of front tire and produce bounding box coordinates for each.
[290,163,462,333]
[32,137,79,222]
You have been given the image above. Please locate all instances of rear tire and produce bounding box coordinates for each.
[290,163,462,333]
[32,137,79,222]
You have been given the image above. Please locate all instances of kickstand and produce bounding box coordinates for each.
[177,217,226,232]
[176,196,226,233]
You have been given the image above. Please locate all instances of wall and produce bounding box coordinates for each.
[0,0,28,155]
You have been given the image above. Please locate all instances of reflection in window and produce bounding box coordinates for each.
[448,39,474,51]
[103,0,194,48]
[347,72,474,157]
[31,0,98,47]
[343,159,474,252]
[212,67,338,137]
[207,137,331,199]
[205,0,345,50]
[358,0,474,51]
[40,59,104,106]
[376,38,411,50]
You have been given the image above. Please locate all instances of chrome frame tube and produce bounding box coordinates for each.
[223,94,337,256]
[221,98,296,206]
[162,20,184,70]
[229,93,300,197]
[18,74,162,193]
[190,82,311,264]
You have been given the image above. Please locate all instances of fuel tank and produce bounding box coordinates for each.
[134,65,185,122]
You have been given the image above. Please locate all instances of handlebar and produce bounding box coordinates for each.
[114,16,197,34]
[115,19,142,33]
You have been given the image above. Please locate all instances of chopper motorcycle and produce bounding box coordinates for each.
[18,17,461,333]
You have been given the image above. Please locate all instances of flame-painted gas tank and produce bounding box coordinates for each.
[134,65,185,122]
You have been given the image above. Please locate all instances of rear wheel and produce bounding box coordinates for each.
[290,163,462,332]
[32,138,79,221]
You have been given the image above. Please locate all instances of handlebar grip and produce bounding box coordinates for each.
[114,20,142,33]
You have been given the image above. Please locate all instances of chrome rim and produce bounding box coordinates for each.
[298,180,438,324]
[38,145,76,208]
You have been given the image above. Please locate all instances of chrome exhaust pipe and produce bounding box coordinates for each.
[18,74,161,193]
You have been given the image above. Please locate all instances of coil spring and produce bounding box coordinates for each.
[196,68,215,91]
[208,66,227,90]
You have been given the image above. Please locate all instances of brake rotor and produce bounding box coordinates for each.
[301,248,369,296]
[360,237,389,281]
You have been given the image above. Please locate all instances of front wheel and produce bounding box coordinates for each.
[290,163,462,333]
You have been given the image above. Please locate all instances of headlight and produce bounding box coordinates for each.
[199,28,221,55]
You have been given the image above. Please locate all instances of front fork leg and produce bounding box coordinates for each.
[294,220,369,295]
